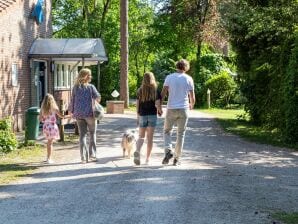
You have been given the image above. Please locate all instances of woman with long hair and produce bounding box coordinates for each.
[69,68,101,163]
[134,72,162,165]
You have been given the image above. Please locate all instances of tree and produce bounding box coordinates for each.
[120,0,129,107]
[152,1,224,71]
[220,0,298,142]
[283,30,298,143]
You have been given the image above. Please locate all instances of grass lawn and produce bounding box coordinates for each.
[199,108,298,150]
[0,144,44,185]
[272,212,298,224]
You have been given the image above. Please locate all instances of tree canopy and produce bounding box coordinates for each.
[52,0,298,143]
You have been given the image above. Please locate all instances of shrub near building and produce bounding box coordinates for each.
[0,117,17,153]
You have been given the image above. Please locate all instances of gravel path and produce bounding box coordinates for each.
[0,110,297,224]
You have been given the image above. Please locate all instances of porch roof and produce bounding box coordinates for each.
[29,38,108,62]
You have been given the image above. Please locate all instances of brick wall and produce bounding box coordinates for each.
[0,0,52,131]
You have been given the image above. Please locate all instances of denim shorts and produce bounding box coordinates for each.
[139,115,157,128]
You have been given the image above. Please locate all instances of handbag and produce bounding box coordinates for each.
[93,101,104,120]
[89,85,104,120]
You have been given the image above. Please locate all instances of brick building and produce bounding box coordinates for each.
[0,0,52,131]
[0,0,107,131]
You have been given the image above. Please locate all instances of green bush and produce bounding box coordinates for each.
[0,130,18,153]
[0,117,12,131]
[205,71,237,107]
[282,30,298,143]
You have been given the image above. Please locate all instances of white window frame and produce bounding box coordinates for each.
[54,63,78,90]
[11,63,18,86]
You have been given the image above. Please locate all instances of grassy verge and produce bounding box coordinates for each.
[272,212,298,224]
[199,108,298,150]
[0,144,44,185]
[200,108,298,223]
[62,133,79,145]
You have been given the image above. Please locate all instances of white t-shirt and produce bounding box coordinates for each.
[164,72,194,109]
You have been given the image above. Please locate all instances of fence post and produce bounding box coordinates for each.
[207,88,211,109]
[59,99,65,142]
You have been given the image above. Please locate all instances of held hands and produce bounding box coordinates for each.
[39,115,45,122]
[157,108,163,117]
[63,114,72,119]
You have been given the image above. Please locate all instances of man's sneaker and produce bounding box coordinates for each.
[134,151,140,165]
[162,151,173,165]
[173,158,180,166]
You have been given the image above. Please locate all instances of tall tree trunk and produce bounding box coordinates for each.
[99,0,112,37]
[134,53,141,87]
[120,0,129,107]
[195,37,203,82]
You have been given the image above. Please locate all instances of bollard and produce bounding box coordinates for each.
[207,88,211,109]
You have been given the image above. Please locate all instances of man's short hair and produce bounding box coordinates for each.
[176,59,190,72]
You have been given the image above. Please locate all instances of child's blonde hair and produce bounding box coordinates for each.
[138,72,157,102]
[75,68,91,86]
[40,94,59,116]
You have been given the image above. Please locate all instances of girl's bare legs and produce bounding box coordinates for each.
[136,127,146,152]
[46,139,54,163]
[145,127,155,163]
[134,127,146,165]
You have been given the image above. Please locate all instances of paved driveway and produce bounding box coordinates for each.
[0,111,297,224]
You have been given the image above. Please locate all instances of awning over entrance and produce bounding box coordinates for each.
[29,38,108,64]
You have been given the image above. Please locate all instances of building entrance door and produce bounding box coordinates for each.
[33,60,47,106]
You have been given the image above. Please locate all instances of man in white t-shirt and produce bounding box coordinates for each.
[161,59,195,165]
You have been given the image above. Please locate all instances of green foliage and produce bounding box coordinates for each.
[0,117,17,153]
[52,0,159,100]
[151,57,176,89]
[0,117,12,131]
[282,30,298,143]
[205,71,237,107]
[0,130,18,153]
[201,54,228,75]
[220,0,298,143]
[194,50,238,107]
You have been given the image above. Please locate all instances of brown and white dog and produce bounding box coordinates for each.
[121,129,137,158]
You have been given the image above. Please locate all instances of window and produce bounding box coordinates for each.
[11,64,18,86]
[54,64,77,89]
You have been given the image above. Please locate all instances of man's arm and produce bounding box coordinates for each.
[189,90,195,109]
